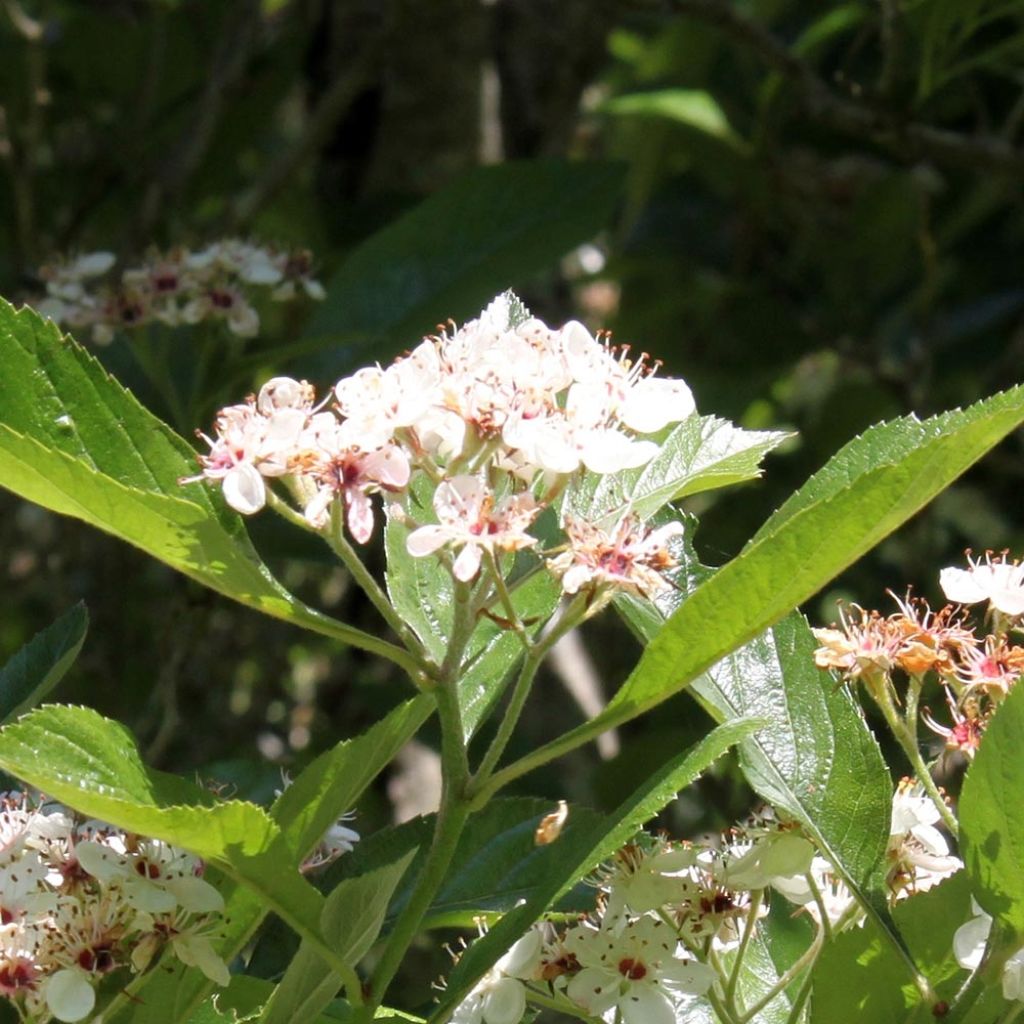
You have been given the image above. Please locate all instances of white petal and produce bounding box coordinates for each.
[660,957,718,995]
[45,970,96,1023]
[1002,949,1024,1001]
[481,977,526,1024]
[620,378,695,434]
[172,934,230,986]
[566,969,620,1015]
[953,914,991,970]
[453,543,484,582]
[406,525,450,557]
[222,463,266,514]
[164,874,224,913]
[75,840,125,883]
[939,567,987,605]
[619,985,676,1024]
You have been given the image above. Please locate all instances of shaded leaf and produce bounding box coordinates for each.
[0,602,88,724]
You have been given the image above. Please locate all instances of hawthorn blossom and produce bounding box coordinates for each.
[564,917,715,1024]
[406,476,540,582]
[940,552,1024,617]
[450,930,543,1024]
[886,779,961,897]
[954,901,1024,1001]
[548,516,684,599]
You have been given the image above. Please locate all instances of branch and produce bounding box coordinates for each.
[646,0,1024,175]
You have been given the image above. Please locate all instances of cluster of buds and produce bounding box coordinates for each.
[813,552,1024,756]
[186,293,698,602]
[448,791,965,1024]
[0,791,227,1023]
[35,240,324,344]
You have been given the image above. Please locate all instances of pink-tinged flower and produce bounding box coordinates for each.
[940,551,1024,616]
[954,636,1024,696]
[187,402,307,515]
[564,917,715,1024]
[812,604,902,681]
[302,418,411,542]
[548,516,684,599]
[406,476,540,582]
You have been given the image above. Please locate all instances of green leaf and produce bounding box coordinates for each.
[104,697,431,1024]
[272,696,433,859]
[602,89,744,149]
[0,300,359,642]
[0,602,88,723]
[961,682,1024,935]
[0,705,341,989]
[563,415,789,527]
[303,160,626,355]
[431,716,763,1020]
[809,873,1002,1023]
[385,481,560,739]
[619,540,895,964]
[530,385,1024,755]
[259,851,416,1024]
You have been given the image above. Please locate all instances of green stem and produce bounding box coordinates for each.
[470,595,588,793]
[725,891,763,1009]
[784,967,814,1024]
[325,501,433,667]
[707,980,742,1024]
[802,869,834,943]
[362,595,478,1017]
[524,986,598,1022]
[736,922,824,1024]
[874,678,959,837]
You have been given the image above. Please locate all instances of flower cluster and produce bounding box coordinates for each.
[448,789,966,1024]
[35,240,324,344]
[813,552,1024,756]
[0,791,227,1024]
[186,293,697,601]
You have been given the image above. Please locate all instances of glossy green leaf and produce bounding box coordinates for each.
[620,539,895,958]
[0,300,358,642]
[432,716,763,1020]
[528,385,1024,754]
[563,414,789,527]
[961,682,1024,935]
[259,851,416,1024]
[303,160,626,357]
[0,602,88,723]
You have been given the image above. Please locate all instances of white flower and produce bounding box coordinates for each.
[564,918,715,1024]
[599,839,697,925]
[548,516,684,599]
[722,831,816,892]
[406,476,540,582]
[953,900,1024,1000]
[940,552,1024,616]
[451,930,542,1024]
[887,780,961,897]
[772,855,856,927]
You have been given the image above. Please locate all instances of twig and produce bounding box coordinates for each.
[638,0,1024,175]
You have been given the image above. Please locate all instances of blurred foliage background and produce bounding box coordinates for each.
[2,0,1024,990]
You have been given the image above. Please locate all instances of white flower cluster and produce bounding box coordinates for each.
[451,791,966,1024]
[35,240,324,344]
[187,293,697,599]
[0,792,227,1024]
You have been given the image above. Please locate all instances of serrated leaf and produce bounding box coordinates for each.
[0,300,359,641]
[619,539,896,968]
[563,415,789,527]
[0,602,88,723]
[303,160,625,359]
[272,696,433,859]
[528,385,1024,760]
[961,682,1024,935]
[0,705,338,991]
[259,851,416,1024]
[90,696,432,1024]
[432,716,763,1020]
